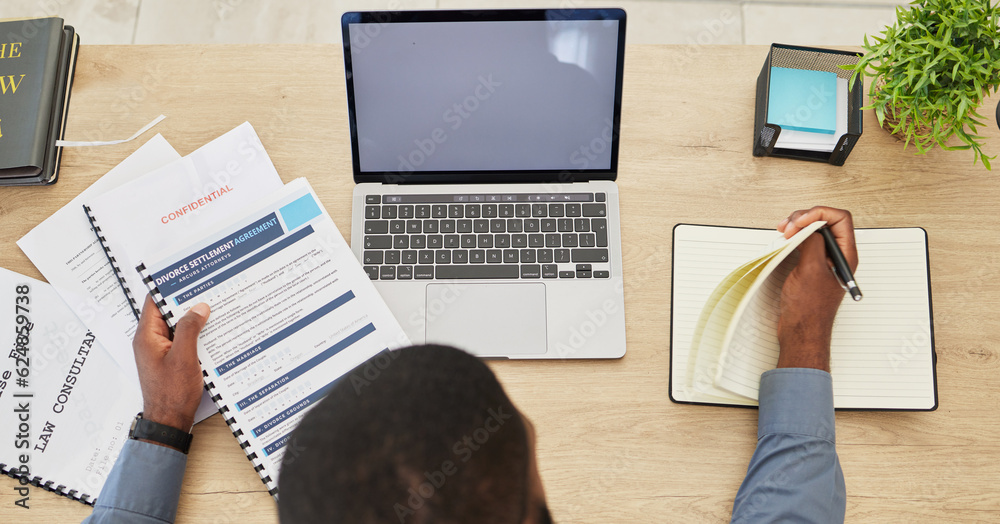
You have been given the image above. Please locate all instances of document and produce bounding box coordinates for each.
[0,268,142,505]
[18,134,180,387]
[137,178,410,495]
[83,122,283,328]
[19,124,285,423]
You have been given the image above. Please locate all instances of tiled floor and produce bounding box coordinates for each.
[1,0,907,46]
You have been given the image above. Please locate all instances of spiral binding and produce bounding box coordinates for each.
[82,205,142,322]
[134,264,279,498]
[135,263,177,329]
[0,462,95,506]
[201,377,278,497]
[132,261,281,498]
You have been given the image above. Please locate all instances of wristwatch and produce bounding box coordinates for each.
[128,412,193,454]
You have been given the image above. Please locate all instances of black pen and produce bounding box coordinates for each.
[819,227,862,301]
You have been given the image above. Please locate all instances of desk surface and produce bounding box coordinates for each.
[1,44,998,523]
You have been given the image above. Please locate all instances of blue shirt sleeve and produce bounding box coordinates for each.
[82,439,188,524]
[730,368,846,524]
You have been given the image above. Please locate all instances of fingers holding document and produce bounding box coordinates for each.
[133,294,210,431]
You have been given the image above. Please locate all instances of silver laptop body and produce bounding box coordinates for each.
[343,9,627,359]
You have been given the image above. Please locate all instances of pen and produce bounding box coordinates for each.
[819,227,862,301]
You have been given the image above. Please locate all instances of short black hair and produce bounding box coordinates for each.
[278,344,530,524]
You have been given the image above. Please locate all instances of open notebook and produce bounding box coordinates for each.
[670,223,937,410]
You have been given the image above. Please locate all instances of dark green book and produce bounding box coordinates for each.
[0,17,79,186]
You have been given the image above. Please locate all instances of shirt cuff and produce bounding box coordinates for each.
[93,439,188,522]
[757,368,836,443]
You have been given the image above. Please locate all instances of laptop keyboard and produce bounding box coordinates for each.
[361,192,612,281]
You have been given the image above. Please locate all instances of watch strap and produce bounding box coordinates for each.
[129,412,192,454]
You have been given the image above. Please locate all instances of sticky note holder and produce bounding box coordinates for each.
[753,44,863,166]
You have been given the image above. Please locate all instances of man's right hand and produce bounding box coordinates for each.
[133,295,210,433]
[775,206,859,372]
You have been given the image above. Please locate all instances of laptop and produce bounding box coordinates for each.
[342,8,627,359]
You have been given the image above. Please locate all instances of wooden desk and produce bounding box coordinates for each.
[1,45,998,523]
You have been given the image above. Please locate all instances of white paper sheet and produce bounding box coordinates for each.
[18,135,181,387]
[19,124,283,424]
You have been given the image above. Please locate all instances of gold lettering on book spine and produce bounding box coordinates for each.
[0,74,25,95]
[0,42,24,59]
[0,42,26,100]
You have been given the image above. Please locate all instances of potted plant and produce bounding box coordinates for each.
[848,0,1000,169]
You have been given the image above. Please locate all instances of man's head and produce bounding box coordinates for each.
[278,344,550,523]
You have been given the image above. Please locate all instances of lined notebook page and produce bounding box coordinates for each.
[828,228,935,410]
[712,223,822,398]
[670,225,936,410]
[671,226,779,406]
[714,252,797,399]
[687,251,774,400]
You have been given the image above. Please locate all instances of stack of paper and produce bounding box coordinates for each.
[5,123,410,504]
[18,124,284,423]
[767,66,848,153]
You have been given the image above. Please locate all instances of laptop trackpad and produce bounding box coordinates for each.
[425,283,547,356]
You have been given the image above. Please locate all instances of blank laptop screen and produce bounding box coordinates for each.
[345,13,623,176]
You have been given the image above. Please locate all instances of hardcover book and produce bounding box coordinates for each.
[0,17,79,185]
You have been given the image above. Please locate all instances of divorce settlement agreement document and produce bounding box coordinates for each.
[19,123,283,422]
[137,178,409,494]
[84,122,283,330]
[0,268,142,505]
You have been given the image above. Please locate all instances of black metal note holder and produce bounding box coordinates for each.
[753,44,863,166]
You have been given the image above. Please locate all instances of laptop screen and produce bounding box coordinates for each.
[342,9,626,183]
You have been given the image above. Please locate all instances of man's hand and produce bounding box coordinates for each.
[133,295,210,431]
[775,206,858,372]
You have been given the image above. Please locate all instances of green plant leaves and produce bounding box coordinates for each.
[849,0,1000,168]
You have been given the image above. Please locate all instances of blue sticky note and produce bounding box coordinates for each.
[279,193,322,231]
[767,67,837,134]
